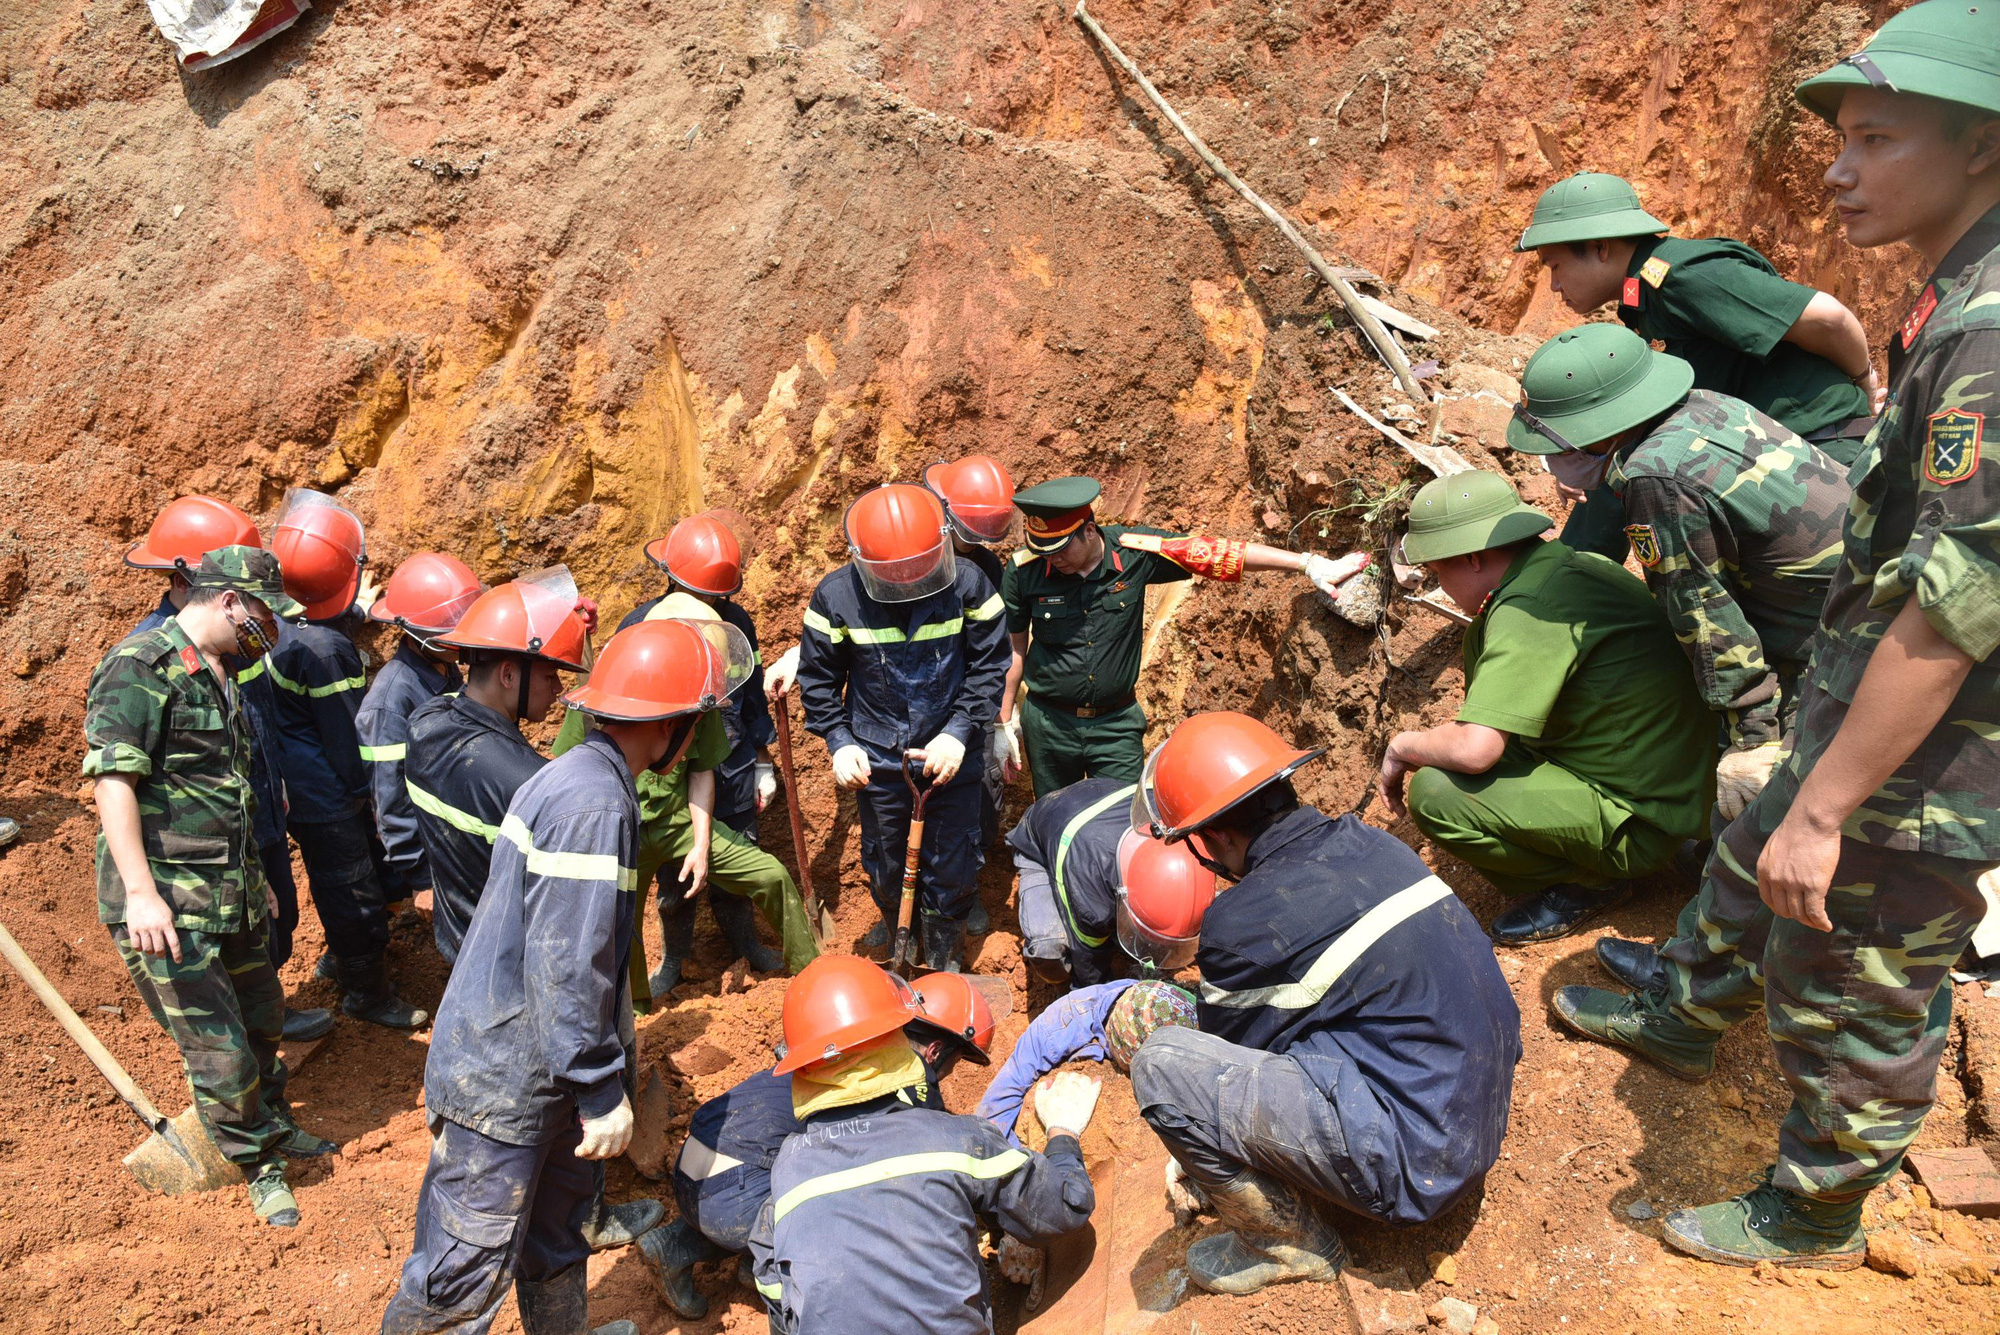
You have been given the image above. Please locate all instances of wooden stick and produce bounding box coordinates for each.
[1073,2,1426,403]
[1401,592,1474,627]
[1331,387,1474,478]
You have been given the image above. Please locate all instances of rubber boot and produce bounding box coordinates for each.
[921,912,967,973]
[515,1264,637,1335]
[281,1005,336,1042]
[650,892,698,997]
[335,953,429,1030]
[1661,1169,1866,1270]
[636,1217,726,1319]
[1185,1169,1347,1295]
[313,950,337,984]
[582,1196,666,1251]
[712,891,783,974]
[1550,985,1715,1080]
[860,910,893,951]
[967,899,991,936]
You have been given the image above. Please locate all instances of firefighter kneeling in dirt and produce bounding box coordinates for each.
[747,956,1097,1334]
[1128,712,1522,1294]
[796,483,1011,971]
[381,618,752,1335]
[640,966,1003,1318]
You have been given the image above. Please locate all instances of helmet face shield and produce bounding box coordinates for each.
[514,566,594,670]
[851,533,955,604]
[1113,824,1208,971]
[664,617,755,711]
[1132,742,1173,840]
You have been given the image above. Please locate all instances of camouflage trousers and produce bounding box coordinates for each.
[1640,781,1985,1204]
[112,920,291,1170]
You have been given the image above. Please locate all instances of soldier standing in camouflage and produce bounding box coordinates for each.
[1555,0,2000,1268]
[83,547,337,1227]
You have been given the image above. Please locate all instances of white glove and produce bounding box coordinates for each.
[999,715,1024,771]
[921,732,966,784]
[832,744,872,789]
[1301,551,1371,599]
[996,1233,1047,1302]
[1165,1157,1208,1225]
[765,645,801,701]
[1032,1070,1101,1139]
[575,1094,634,1160]
[755,760,778,810]
[1715,740,1783,821]
[355,569,383,614]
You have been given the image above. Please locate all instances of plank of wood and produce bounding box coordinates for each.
[1331,388,1474,478]
[1358,294,1437,340]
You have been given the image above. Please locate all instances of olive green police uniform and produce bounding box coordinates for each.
[1004,478,1193,795]
[1518,173,1871,559]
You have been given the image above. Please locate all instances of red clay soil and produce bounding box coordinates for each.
[3,0,1993,1332]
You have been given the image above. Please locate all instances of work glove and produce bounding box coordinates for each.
[755,760,778,811]
[1032,1070,1102,1140]
[1715,739,1784,821]
[832,745,872,790]
[1301,551,1371,599]
[765,645,800,701]
[996,1233,1048,1306]
[575,1094,634,1160]
[355,569,383,615]
[921,732,967,784]
[999,715,1024,776]
[1164,1157,1208,1226]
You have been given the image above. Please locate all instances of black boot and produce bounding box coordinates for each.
[335,953,429,1029]
[313,950,337,984]
[582,1196,665,1251]
[966,899,991,936]
[1675,838,1714,884]
[921,913,967,973]
[515,1264,637,1335]
[712,892,783,974]
[1596,937,1667,994]
[281,1006,335,1042]
[860,911,894,952]
[636,1218,726,1319]
[1489,881,1633,947]
[649,892,698,997]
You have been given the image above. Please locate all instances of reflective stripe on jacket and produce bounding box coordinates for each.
[1004,778,1132,965]
[267,619,371,824]
[355,641,461,892]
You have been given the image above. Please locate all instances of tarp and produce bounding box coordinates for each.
[146,0,311,72]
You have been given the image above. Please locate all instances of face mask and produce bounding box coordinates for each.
[230,603,279,661]
[1545,449,1612,492]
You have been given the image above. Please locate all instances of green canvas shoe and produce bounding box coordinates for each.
[1550,985,1716,1081]
[248,1166,300,1228]
[1661,1176,1865,1270]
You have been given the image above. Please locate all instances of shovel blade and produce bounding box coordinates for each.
[123,1105,240,1195]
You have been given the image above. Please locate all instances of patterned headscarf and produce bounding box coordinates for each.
[1104,981,1197,1073]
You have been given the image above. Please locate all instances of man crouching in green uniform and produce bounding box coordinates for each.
[1552,0,2000,1269]
[1517,170,1877,559]
[1506,326,1851,956]
[84,547,336,1227]
[1002,476,1361,796]
[1377,473,1715,945]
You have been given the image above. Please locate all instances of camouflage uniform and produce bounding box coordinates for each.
[1639,207,2000,1205]
[83,612,290,1171]
[1606,389,1850,749]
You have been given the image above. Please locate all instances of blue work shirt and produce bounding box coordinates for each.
[976,980,1137,1148]
[266,617,371,824]
[355,640,461,893]
[1196,807,1520,1226]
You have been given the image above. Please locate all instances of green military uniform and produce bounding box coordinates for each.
[553,700,816,999]
[1003,477,1194,795]
[81,548,302,1175]
[1518,173,1871,560]
[1404,537,1717,895]
[1608,391,1849,747]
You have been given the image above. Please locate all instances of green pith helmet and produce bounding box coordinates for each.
[1400,472,1553,565]
[1504,324,1695,456]
[1515,173,1669,252]
[1796,2,2000,124]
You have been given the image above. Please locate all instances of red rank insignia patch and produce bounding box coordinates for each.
[178,645,203,676]
[1901,286,1938,351]
[1624,523,1662,567]
[1621,277,1641,307]
[1924,408,1982,485]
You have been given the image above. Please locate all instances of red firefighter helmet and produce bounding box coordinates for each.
[907,971,1012,1066]
[125,495,262,571]
[560,616,753,722]
[366,553,485,636]
[434,566,592,670]
[643,512,744,597]
[1133,711,1321,844]
[773,955,923,1077]
[1115,827,1218,971]
[923,456,1016,545]
[844,483,955,603]
[269,489,366,621]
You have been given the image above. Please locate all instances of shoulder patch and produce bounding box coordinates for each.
[1639,256,1672,288]
[1621,277,1642,308]
[1625,523,1662,568]
[1924,409,1983,486]
[178,645,204,677]
[1011,548,1037,566]
[1901,286,1939,351]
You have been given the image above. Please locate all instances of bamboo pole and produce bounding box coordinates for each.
[1073,1,1427,404]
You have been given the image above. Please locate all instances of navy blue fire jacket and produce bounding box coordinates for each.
[136,594,286,849]
[796,560,1009,758]
[424,730,639,1145]
[1195,807,1520,1225]
[750,1094,1093,1335]
[1005,777,1134,986]
[404,693,548,965]
[265,618,371,824]
[624,595,773,826]
[355,640,461,894]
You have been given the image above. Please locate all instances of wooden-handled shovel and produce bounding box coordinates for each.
[772,691,834,946]
[891,753,935,974]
